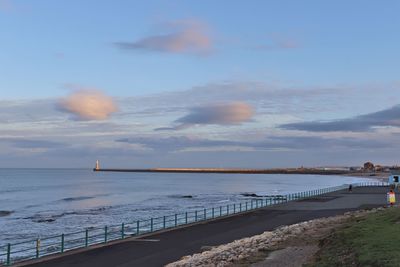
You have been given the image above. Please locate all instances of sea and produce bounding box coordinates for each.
[0,168,376,246]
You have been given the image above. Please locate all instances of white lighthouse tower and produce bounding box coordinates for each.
[95,160,100,171]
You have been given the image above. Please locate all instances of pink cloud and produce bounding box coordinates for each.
[115,19,213,55]
[58,90,117,120]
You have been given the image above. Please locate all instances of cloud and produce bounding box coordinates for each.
[114,19,212,55]
[116,134,388,154]
[0,138,65,149]
[280,105,400,132]
[156,102,254,130]
[57,90,118,120]
[253,35,300,51]
[116,136,239,152]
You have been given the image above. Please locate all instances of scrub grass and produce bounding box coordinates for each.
[309,207,400,267]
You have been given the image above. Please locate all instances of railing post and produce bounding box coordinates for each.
[185,212,188,224]
[121,223,125,239]
[136,220,140,235]
[240,203,242,212]
[6,243,10,266]
[204,209,206,220]
[104,226,108,243]
[195,211,198,222]
[220,206,222,216]
[212,207,215,218]
[163,216,166,229]
[85,229,89,247]
[175,214,178,226]
[36,238,40,258]
[61,234,64,252]
[150,218,153,232]
[227,204,229,214]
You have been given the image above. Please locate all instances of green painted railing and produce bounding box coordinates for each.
[0,181,388,266]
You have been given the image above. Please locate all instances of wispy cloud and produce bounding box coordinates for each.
[253,35,300,51]
[57,89,118,121]
[0,138,65,149]
[116,135,389,153]
[280,105,400,132]
[114,19,212,55]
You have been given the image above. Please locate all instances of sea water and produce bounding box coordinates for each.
[0,168,375,245]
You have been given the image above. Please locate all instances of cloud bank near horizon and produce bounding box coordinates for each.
[280,105,400,132]
[2,81,400,167]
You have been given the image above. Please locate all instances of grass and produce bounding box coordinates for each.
[309,207,400,267]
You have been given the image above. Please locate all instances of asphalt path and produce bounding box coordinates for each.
[20,186,389,267]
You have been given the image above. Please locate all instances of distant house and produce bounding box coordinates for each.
[375,165,383,172]
[363,162,375,171]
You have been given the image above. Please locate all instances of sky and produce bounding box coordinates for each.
[1,0,400,168]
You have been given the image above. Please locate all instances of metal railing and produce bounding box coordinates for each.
[0,181,387,266]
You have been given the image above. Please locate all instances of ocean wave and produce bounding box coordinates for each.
[24,206,115,223]
[0,210,14,217]
[167,194,195,199]
[61,196,96,202]
[60,193,110,202]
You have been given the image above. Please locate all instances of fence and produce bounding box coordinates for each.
[0,181,387,266]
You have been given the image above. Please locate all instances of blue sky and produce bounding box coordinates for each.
[1,0,400,168]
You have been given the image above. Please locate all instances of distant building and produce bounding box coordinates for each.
[363,162,374,171]
[375,165,383,172]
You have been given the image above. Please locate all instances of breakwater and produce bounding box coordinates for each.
[93,168,349,175]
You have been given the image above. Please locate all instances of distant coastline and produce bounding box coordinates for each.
[93,167,389,177]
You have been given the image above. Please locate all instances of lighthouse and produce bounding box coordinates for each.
[94,160,100,171]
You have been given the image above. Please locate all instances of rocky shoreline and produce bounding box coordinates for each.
[166,207,385,267]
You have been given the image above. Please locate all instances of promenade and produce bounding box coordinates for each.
[19,186,388,267]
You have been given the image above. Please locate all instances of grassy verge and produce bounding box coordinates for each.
[309,207,400,267]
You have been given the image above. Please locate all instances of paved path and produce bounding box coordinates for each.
[20,186,389,267]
